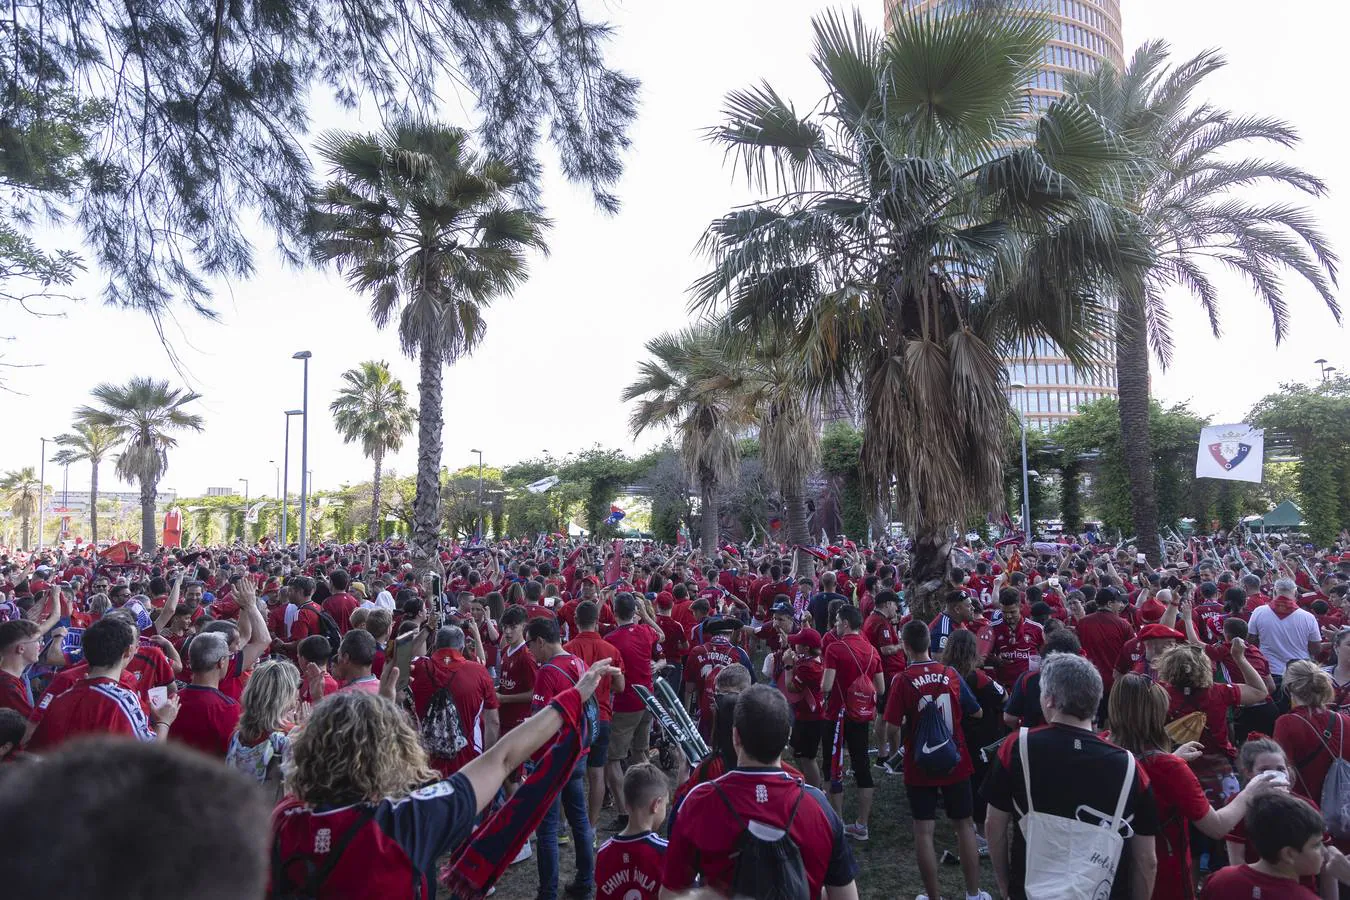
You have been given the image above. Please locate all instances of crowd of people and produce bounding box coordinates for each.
[3,528,1350,899]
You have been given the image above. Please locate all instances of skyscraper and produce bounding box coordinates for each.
[886,0,1125,429]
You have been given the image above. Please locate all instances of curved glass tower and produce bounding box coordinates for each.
[886,0,1125,429]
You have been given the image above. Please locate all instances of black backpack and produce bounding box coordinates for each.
[270,807,375,899]
[303,602,343,654]
[419,670,469,759]
[713,782,811,900]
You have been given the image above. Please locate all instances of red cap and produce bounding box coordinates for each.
[1138,596,1167,623]
[787,627,822,651]
[1137,623,1184,642]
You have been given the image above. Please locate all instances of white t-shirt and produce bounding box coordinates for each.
[375,590,395,612]
[1248,604,1321,675]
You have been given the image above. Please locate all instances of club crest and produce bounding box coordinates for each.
[1208,441,1251,471]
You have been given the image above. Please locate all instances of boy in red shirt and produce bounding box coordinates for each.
[1201,792,1325,899]
[884,620,988,900]
[594,763,668,900]
[496,606,537,734]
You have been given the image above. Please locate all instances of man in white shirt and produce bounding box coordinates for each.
[1248,578,1323,683]
[373,576,395,612]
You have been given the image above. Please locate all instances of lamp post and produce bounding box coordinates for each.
[471,448,484,541]
[282,410,303,549]
[239,478,249,501]
[269,459,280,545]
[37,437,51,550]
[1009,381,1031,545]
[293,351,312,561]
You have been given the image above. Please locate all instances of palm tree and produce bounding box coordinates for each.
[691,8,1140,618]
[1069,44,1339,563]
[76,377,205,552]
[310,121,550,564]
[54,422,119,545]
[1,467,44,549]
[330,360,417,540]
[699,330,820,567]
[624,327,742,552]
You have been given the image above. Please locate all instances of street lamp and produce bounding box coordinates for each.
[37,437,51,550]
[238,478,249,500]
[293,350,312,561]
[282,410,303,549]
[1009,381,1031,544]
[471,448,484,540]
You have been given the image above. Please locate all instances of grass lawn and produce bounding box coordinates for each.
[443,760,993,900]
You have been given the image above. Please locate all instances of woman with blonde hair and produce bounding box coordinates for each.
[271,657,616,898]
[1276,659,1350,809]
[1156,631,1267,806]
[226,659,300,800]
[1108,674,1273,900]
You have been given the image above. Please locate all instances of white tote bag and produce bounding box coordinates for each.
[1016,727,1136,900]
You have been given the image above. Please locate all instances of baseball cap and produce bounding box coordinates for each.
[770,601,794,617]
[787,627,822,651]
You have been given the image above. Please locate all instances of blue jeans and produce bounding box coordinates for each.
[535,759,594,900]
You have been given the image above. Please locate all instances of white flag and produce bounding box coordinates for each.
[244,501,267,524]
[1196,423,1264,483]
[526,475,560,494]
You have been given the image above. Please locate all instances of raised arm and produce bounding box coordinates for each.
[237,579,272,670]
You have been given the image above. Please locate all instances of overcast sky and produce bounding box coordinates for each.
[3,0,1344,499]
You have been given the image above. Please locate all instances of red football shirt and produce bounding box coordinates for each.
[1200,864,1318,900]
[786,657,824,722]
[497,642,537,733]
[607,623,662,714]
[884,660,977,787]
[863,612,904,678]
[531,651,588,760]
[409,650,499,773]
[323,592,360,633]
[1139,750,1211,900]
[564,631,625,721]
[822,632,881,720]
[28,676,156,750]
[168,685,242,758]
[0,670,34,718]
[126,644,176,710]
[289,603,322,641]
[29,663,141,724]
[986,619,1044,689]
[1165,682,1242,759]
[596,831,666,900]
[1076,610,1134,690]
[663,769,855,898]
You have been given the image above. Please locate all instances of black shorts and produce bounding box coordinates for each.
[907,780,974,821]
[790,718,829,760]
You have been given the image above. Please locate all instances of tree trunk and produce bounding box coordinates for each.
[411,343,444,567]
[90,462,100,546]
[369,450,384,541]
[21,514,31,550]
[140,476,157,552]
[1116,304,1160,564]
[783,488,812,575]
[908,527,953,622]
[699,480,718,552]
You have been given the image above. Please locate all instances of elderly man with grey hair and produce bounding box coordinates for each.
[409,623,500,776]
[167,631,241,759]
[1248,577,1324,688]
[982,653,1159,900]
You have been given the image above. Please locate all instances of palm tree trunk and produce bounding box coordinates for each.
[369,450,384,541]
[140,477,157,552]
[699,480,718,551]
[908,526,953,622]
[783,488,811,573]
[411,342,444,566]
[89,462,100,546]
[21,514,31,550]
[1117,305,1160,564]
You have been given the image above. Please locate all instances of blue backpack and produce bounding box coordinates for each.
[913,673,961,777]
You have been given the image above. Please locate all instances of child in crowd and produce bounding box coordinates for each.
[594,763,668,900]
[1203,792,1327,899]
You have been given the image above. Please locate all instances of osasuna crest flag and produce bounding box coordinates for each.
[244,501,267,524]
[1196,423,1264,483]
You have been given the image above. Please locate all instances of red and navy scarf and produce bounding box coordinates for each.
[440,689,588,899]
